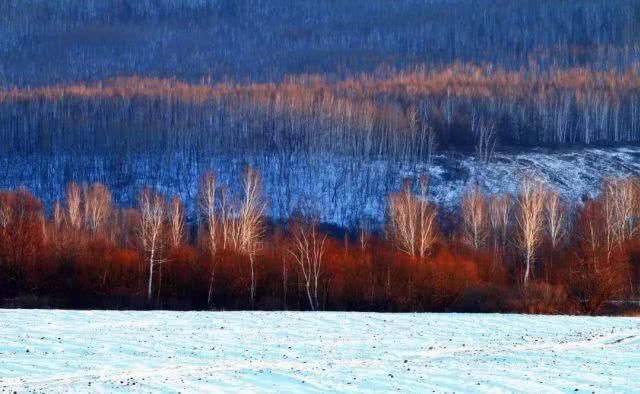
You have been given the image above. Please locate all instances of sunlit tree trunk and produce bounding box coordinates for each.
[462,185,488,251]
[169,195,186,249]
[388,177,437,259]
[199,172,218,306]
[83,183,112,235]
[517,177,546,288]
[288,217,327,311]
[138,189,166,301]
[238,167,265,306]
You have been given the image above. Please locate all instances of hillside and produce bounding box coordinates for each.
[2,147,639,227]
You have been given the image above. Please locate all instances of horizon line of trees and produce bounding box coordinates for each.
[1,168,639,314]
[2,65,640,162]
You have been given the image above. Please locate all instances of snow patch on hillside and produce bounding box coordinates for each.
[1,147,640,227]
[430,147,640,206]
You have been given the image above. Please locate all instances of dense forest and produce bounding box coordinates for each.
[1,171,639,313]
[2,67,640,158]
[1,0,639,86]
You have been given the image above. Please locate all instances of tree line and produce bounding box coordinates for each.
[1,168,639,314]
[2,66,640,164]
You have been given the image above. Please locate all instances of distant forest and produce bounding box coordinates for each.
[1,0,639,86]
[2,67,639,161]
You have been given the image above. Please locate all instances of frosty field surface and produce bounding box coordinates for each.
[0,311,638,393]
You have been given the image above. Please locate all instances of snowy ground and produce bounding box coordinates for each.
[0,311,638,393]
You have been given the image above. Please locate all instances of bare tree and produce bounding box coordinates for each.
[83,183,112,235]
[288,217,327,311]
[220,188,239,252]
[416,122,438,167]
[545,190,566,250]
[461,185,488,251]
[544,189,566,280]
[388,181,417,256]
[137,189,166,301]
[473,117,497,164]
[517,177,546,288]
[0,193,12,234]
[168,195,186,249]
[489,193,512,263]
[603,177,638,263]
[199,172,218,305]
[238,167,265,305]
[66,182,82,230]
[388,177,437,258]
[52,201,64,231]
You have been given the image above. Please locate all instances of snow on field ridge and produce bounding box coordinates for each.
[0,311,638,393]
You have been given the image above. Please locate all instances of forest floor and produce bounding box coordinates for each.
[0,310,638,393]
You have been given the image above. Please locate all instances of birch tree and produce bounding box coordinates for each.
[517,177,546,288]
[83,183,112,235]
[603,177,638,263]
[489,193,512,263]
[66,183,82,230]
[473,118,497,164]
[545,190,566,250]
[288,217,327,311]
[138,189,166,301]
[168,195,186,248]
[199,172,218,305]
[238,167,265,305]
[388,177,437,258]
[462,185,488,251]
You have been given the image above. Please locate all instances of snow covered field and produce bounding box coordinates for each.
[0,311,638,393]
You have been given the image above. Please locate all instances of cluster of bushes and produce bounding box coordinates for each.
[1,169,638,314]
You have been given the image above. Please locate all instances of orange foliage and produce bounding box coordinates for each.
[0,177,638,314]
